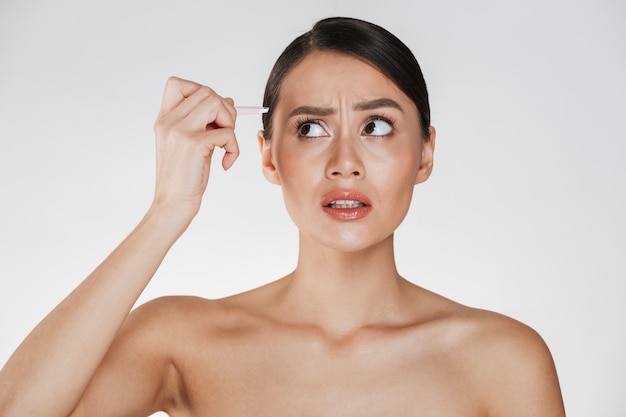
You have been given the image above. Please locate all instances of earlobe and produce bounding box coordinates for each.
[415,126,436,185]
[258,130,282,185]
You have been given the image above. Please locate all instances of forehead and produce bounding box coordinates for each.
[278,51,414,110]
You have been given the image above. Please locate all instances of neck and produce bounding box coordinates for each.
[277,232,410,337]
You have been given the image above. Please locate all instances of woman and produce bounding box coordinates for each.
[0,17,565,416]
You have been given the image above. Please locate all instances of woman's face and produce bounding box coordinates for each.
[259,51,435,252]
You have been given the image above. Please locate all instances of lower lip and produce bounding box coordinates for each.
[322,205,372,220]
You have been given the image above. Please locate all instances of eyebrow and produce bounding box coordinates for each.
[287,98,404,118]
[288,105,335,118]
[354,98,404,113]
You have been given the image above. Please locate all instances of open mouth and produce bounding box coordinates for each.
[321,191,372,220]
[327,200,367,209]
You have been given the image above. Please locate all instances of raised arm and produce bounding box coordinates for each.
[0,77,238,417]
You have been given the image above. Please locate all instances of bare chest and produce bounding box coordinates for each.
[169,329,482,417]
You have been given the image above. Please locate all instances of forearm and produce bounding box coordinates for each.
[0,205,188,417]
[0,76,238,417]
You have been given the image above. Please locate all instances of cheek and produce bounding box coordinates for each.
[273,145,317,205]
[273,137,327,185]
[273,145,299,186]
[376,153,421,224]
[371,143,421,185]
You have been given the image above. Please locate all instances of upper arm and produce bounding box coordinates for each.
[70,297,185,417]
[476,318,565,417]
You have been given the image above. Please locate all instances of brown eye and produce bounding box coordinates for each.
[364,121,376,134]
[299,124,311,136]
[363,118,393,136]
[297,121,327,138]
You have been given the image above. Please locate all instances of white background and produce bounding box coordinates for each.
[1,1,624,415]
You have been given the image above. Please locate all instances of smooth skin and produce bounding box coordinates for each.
[0,51,565,417]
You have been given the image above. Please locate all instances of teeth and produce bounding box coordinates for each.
[328,199,365,209]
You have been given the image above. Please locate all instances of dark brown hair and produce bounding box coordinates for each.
[262,17,431,140]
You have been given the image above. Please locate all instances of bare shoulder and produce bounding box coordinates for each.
[127,295,242,339]
[70,296,220,416]
[451,304,552,358]
[128,293,271,346]
[118,295,209,345]
[131,294,216,323]
[75,295,245,415]
[424,293,565,417]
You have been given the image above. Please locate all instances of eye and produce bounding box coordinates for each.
[297,120,328,138]
[363,117,394,137]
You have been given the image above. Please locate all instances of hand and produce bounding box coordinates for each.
[152,76,239,220]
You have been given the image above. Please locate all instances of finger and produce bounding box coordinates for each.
[170,90,233,132]
[193,127,240,170]
[158,76,203,116]
[215,99,239,169]
[224,97,237,121]
[158,77,238,134]
[194,96,236,130]
[221,131,240,170]
[171,85,219,120]
[165,85,235,131]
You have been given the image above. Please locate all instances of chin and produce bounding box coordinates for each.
[304,229,394,254]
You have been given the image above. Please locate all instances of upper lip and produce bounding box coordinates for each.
[321,190,372,207]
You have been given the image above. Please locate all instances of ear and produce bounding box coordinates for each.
[258,130,282,185]
[415,126,436,185]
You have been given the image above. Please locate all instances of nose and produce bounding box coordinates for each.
[325,136,365,179]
